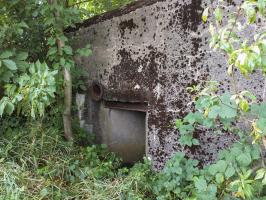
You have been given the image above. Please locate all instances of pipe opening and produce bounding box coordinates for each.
[91,81,103,101]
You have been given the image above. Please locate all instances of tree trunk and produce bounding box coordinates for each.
[49,0,73,140]
[0,85,4,99]
[63,66,73,141]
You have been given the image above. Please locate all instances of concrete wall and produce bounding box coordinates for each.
[67,0,265,169]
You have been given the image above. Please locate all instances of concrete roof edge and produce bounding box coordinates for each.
[65,0,164,33]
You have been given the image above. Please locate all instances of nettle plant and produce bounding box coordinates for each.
[0,61,57,118]
[155,0,266,199]
[0,2,55,119]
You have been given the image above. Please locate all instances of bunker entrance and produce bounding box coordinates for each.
[102,101,147,163]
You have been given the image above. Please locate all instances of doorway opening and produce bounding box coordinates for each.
[102,101,147,163]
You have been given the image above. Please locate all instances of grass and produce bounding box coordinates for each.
[0,119,155,200]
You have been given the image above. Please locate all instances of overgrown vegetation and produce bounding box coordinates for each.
[0,0,266,199]
[0,118,154,199]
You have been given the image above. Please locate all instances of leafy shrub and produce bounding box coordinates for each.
[154,152,199,200]
[0,61,57,118]
[153,141,265,200]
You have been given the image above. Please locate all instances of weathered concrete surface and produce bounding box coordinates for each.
[68,0,265,169]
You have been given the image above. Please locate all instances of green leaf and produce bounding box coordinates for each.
[258,0,266,15]
[236,153,252,167]
[202,118,215,128]
[3,59,17,70]
[76,45,92,57]
[19,21,28,28]
[202,7,209,23]
[192,139,199,145]
[59,35,68,43]
[251,103,266,118]
[5,102,14,115]
[16,61,29,71]
[225,165,235,178]
[63,46,73,55]
[184,112,203,124]
[214,8,223,23]
[247,7,256,24]
[256,118,266,134]
[60,57,66,66]
[219,93,237,118]
[179,134,194,147]
[47,37,56,46]
[219,104,237,119]
[255,168,266,180]
[207,184,217,196]
[47,47,57,56]
[65,61,72,70]
[0,71,13,82]
[208,164,218,176]
[251,145,260,160]
[0,51,13,59]
[179,124,194,135]
[29,63,35,74]
[0,100,7,117]
[16,52,28,61]
[239,99,249,112]
[195,177,207,191]
[176,119,183,128]
[240,90,256,101]
[216,160,227,173]
[215,173,224,184]
[263,174,266,185]
[208,105,220,119]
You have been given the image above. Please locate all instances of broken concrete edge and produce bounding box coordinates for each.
[65,0,164,33]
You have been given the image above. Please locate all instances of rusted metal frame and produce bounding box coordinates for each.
[104,101,148,112]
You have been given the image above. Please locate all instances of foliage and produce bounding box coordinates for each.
[69,0,135,18]
[203,0,266,78]
[0,119,154,200]
[153,141,265,200]
[0,61,57,118]
[153,152,200,200]
[0,0,94,141]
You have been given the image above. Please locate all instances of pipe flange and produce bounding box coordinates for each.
[90,81,104,101]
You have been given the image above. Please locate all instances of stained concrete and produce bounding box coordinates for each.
[68,0,265,169]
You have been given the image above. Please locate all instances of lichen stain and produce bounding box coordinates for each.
[106,45,168,103]
[180,0,203,32]
[119,19,138,37]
